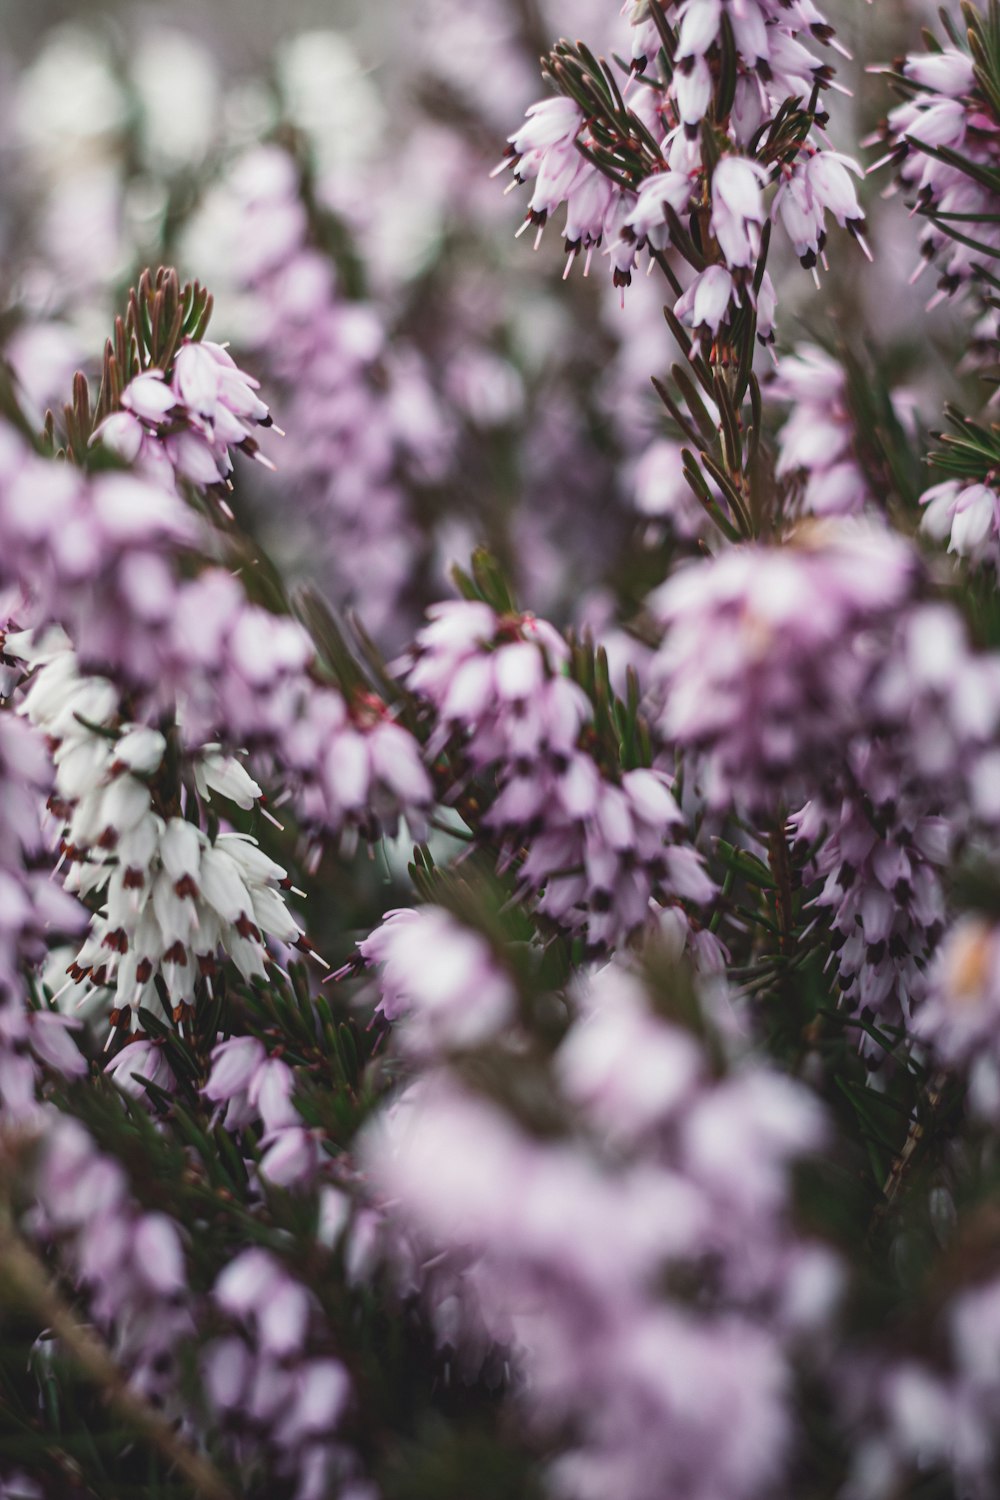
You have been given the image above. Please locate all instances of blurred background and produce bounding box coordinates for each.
[0,0,963,657]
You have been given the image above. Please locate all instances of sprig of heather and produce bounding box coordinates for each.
[499,0,868,347]
[876,6,1000,318]
[402,587,716,955]
[93,339,274,494]
[920,401,1000,569]
[53,267,275,497]
[789,756,950,1041]
[14,628,305,1028]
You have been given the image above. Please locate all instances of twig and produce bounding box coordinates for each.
[0,1207,237,1500]
[866,1070,948,1244]
[767,824,795,955]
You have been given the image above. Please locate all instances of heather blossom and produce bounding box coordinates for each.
[94,339,274,492]
[768,345,876,518]
[202,1035,323,1188]
[209,1249,355,1499]
[363,957,836,1500]
[4,3,1000,1497]
[30,1114,194,1406]
[790,764,949,1033]
[16,629,303,1021]
[649,521,918,812]
[921,478,1000,569]
[500,0,867,341]
[356,905,518,1056]
[405,597,714,949]
[880,37,1000,306]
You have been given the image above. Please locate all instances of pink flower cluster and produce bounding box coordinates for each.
[94,338,274,491]
[502,0,866,341]
[882,45,1000,304]
[406,599,715,951]
[768,346,881,518]
[208,1248,356,1500]
[364,957,838,1500]
[790,757,949,1034]
[649,521,918,812]
[31,1115,193,1405]
[204,1034,321,1188]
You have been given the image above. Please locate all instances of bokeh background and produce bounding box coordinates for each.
[0,0,964,656]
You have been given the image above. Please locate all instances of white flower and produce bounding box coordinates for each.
[675,266,736,335]
[711,157,768,269]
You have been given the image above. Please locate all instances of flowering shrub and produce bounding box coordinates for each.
[4,1,1000,1497]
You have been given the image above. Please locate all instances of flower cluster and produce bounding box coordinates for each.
[789,599,1000,1031]
[142,568,433,846]
[208,1249,356,1500]
[356,905,517,1057]
[30,1115,193,1405]
[649,521,918,813]
[406,598,715,951]
[0,424,200,687]
[880,41,1000,307]
[501,0,866,342]
[921,476,1000,571]
[94,338,274,492]
[364,958,837,1500]
[768,345,876,518]
[203,1034,321,1188]
[790,758,949,1034]
[17,630,302,1022]
[30,1110,360,1500]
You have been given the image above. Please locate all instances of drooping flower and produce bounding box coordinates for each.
[93,339,274,492]
[405,599,714,950]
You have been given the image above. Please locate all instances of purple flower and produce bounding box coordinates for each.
[94,339,274,494]
[768,345,880,518]
[362,956,834,1500]
[650,522,918,812]
[358,905,517,1055]
[406,599,712,950]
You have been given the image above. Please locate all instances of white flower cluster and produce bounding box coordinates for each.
[17,630,301,1020]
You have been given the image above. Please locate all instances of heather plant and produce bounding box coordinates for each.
[4,2,1000,1498]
